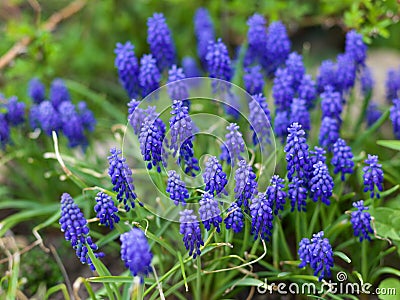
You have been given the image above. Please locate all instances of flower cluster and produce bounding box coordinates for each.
[243,65,265,95]
[199,192,222,232]
[249,94,271,147]
[288,177,307,212]
[166,170,189,206]
[224,202,244,233]
[179,209,204,258]
[194,8,215,66]
[390,98,400,139]
[0,96,25,148]
[202,156,228,196]
[350,200,373,242]
[309,161,334,205]
[220,123,245,166]
[385,68,400,102]
[139,54,161,99]
[250,192,274,240]
[363,154,384,199]
[94,192,120,230]
[167,65,190,108]
[234,160,258,208]
[206,38,232,93]
[266,175,287,215]
[244,14,267,67]
[331,138,354,181]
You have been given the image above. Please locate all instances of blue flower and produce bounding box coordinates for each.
[139,118,166,172]
[139,54,161,99]
[220,123,245,166]
[59,193,104,271]
[360,66,374,97]
[36,101,61,135]
[94,192,120,229]
[243,65,265,95]
[288,177,307,212]
[345,30,367,66]
[250,192,274,240]
[169,100,194,156]
[316,60,336,93]
[363,154,384,199]
[77,101,96,132]
[336,53,356,92]
[285,52,305,89]
[249,93,271,147]
[203,156,228,196]
[182,56,202,78]
[266,175,287,215]
[244,14,267,67]
[319,117,340,150]
[114,41,140,98]
[272,67,294,111]
[320,85,343,121]
[206,38,232,93]
[263,21,291,76]
[147,13,175,71]
[234,160,258,208]
[5,96,25,126]
[59,101,87,148]
[179,209,204,258]
[298,231,334,281]
[298,74,317,109]
[120,228,153,277]
[309,146,326,166]
[366,102,382,127]
[290,98,310,132]
[390,98,400,139]
[224,202,244,233]
[178,143,200,177]
[166,170,189,206]
[107,148,138,211]
[274,110,290,142]
[167,65,190,108]
[49,79,70,109]
[194,8,215,66]
[350,200,373,242]
[0,114,10,149]
[385,69,400,102]
[332,138,354,181]
[309,161,333,205]
[284,123,310,182]
[199,192,222,232]
[28,78,45,104]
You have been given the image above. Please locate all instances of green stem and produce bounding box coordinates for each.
[361,241,368,281]
[277,219,293,260]
[272,221,279,269]
[240,218,250,255]
[308,202,320,237]
[354,93,372,134]
[195,258,202,300]
[295,211,301,246]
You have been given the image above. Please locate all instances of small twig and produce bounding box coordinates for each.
[152,265,166,300]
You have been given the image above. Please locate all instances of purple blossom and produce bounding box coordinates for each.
[243,65,265,95]
[250,192,274,240]
[59,101,87,148]
[274,110,290,142]
[289,177,307,212]
[298,74,317,109]
[199,192,222,232]
[206,38,232,93]
[234,160,258,208]
[363,154,384,199]
[320,85,343,121]
[203,156,228,196]
[194,8,215,66]
[77,101,96,132]
[266,175,287,215]
[285,52,305,89]
[139,54,161,99]
[385,68,400,102]
[309,146,327,166]
[166,170,189,206]
[5,97,25,126]
[345,30,367,66]
[350,200,373,242]
[167,65,190,108]
[309,161,333,205]
[224,202,244,233]
[244,14,267,67]
[28,78,45,104]
[179,209,204,258]
[316,60,336,93]
[0,114,10,149]
[390,98,400,139]
[290,98,310,132]
[220,123,245,166]
[182,56,202,78]
[94,192,120,229]
[336,53,356,92]
[319,117,340,150]
[139,118,166,172]
[249,93,271,146]
[49,79,70,109]
[272,68,294,111]
[332,138,354,181]
[366,102,382,127]
[360,66,374,97]
[36,101,61,135]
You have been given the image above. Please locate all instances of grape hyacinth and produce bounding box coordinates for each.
[234,160,258,208]
[59,101,87,148]
[336,53,357,92]
[0,114,10,149]
[36,101,61,135]
[94,192,120,230]
[147,13,175,71]
[298,231,334,281]
[243,65,265,95]
[316,60,336,93]
[169,100,195,156]
[139,118,166,172]
[285,52,305,89]
[309,146,327,166]
[49,78,70,109]
[366,102,382,127]
[249,94,271,147]
[319,117,340,150]
[59,193,103,271]
[385,69,400,102]
[179,209,204,258]
[206,38,232,93]
[250,192,274,240]
[120,228,153,278]
[274,110,290,142]
[244,14,267,67]
[224,202,244,233]
[309,161,334,205]
[139,54,161,99]
[390,98,400,139]
[107,148,138,211]
[203,156,228,196]
[114,41,140,98]
[28,78,45,104]
[182,56,202,78]
[298,74,317,109]
[178,143,200,176]
[5,97,25,126]
[199,192,222,232]
[363,154,384,199]
[288,177,307,212]
[77,101,96,132]
[167,65,190,107]
[290,98,310,132]
[332,138,354,181]
[272,68,294,111]
[345,30,367,66]
[266,175,287,215]
[194,8,215,66]
[220,123,245,166]
[320,85,343,121]
[284,123,310,182]
[166,170,189,206]
[360,66,374,97]
[350,200,373,242]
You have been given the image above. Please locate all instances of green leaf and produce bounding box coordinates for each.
[378,278,400,300]
[371,207,400,241]
[88,276,133,283]
[377,140,400,151]
[333,251,352,263]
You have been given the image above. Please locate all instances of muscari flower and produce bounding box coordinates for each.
[139,54,161,99]
[249,93,271,147]
[285,52,305,89]
[290,98,310,132]
[336,53,357,93]
[107,148,138,211]
[120,228,153,278]
[366,102,382,127]
[298,74,317,109]
[274,110,290,142]
[272,67,295,112]
[206,38,232,93]
[309,146,326,166]
[199,192,222,232]
[59,193,104,271]
[363,154,384,198]
[244,13,267,67]
[77,101,96,132]
[169,101,194,156]
[345,30,367,66]
[320,85,343,121]
[250,192,274,240]
[224,202,244,233]
[319,117,340,150]
[288,177,307,212]
[59,101,87,148]
[220,123,245,166]
[309,161,334,205]
[194,8,215,66]
[36,101,61,135]
[5,96,25,126]
[316,60,336,93]
[350,200,373,242]
[390,98,400,139]
[203,155,228,196]
[147,13,175,71]
[360,66,374,97]
[179,209,204,258]
[385,68,400,102]
[49,78,70,109]
[182,56,202,78]
[243,65,265,95]
[178,143,200,177]
[266,175,287,215]
[94,192,120,230]
[332,138,354,181]
[28,78,45,104]
[114,41,140,99]
[263,21,291,76]
[298,231,334,281]
[234,159,258,208]
[167,65,190,108]
[284,123,310,182]
[0,114,10,149]
[166,170,189,206]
